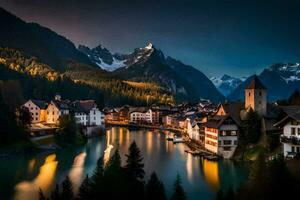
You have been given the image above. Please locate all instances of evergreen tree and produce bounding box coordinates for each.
[125,141,145,181]
[76,175,90,200]
[242,108,261,144]
[50,184,60,200]
[170,174,187,200]
[288,89,300,105]
[61,176,74,200]
[145,172,167,200]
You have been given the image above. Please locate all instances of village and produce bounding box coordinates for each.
[22,76,300,160]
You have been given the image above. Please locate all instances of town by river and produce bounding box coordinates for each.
[0,126,249,200]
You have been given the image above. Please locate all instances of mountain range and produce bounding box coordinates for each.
[1,6,299,104]
[0,6,224,104]
[78,42,224,102]
[228,63,300,101]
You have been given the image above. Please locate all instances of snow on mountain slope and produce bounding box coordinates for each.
[210,74,243,96]
[78,45,125,71]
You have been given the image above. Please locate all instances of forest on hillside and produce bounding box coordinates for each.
[0,48,174,107]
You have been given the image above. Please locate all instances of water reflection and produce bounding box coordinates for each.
[69,152,87,194]
[4,127,247,200]
[203,159,220,191]
[27,158,36,174]
[14,154,58,200]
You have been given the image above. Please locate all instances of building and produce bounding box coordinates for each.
[274,106,300,157]
[204,102,243,158]
[204,115,239,158]
[22,100,47,123]
[245,75,267,116]
[71,100,104,126]
[46,100,69,124]
[129,107,153,124]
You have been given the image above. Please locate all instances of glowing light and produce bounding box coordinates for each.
[69,152,87,194]
[14,154,58,200]
[104,144,114,166]
[186,154,193,182]
[203,159,220,191]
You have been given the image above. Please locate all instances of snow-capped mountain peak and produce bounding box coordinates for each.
[78,44,126,71]
[210,74,243,96]
[268,62,300,83]
[143,42,153,50]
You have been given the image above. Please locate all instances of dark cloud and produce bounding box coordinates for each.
[1,0,300,77]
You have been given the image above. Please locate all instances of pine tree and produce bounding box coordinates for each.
[61,176,74,200]
[76,175,90,200]
[145,172,167,200]
[170,174,187,200]
[124,141,145,181]
[242,108,261,144]
[50,184,60,200]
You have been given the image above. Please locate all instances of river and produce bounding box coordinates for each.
[0,126,249,200]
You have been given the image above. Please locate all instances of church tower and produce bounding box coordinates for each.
[245,75,267,116]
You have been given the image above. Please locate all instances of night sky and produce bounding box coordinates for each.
[1,0,300,77]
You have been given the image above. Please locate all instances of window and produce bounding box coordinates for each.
[297,147,300,153]
[234,140,238,145]
[231,131,237,136]
[249,92,251,97]
[292,146,295,152]
[223,147,231,151]
[259,91,262,96]
[223,140,232,145]
[291,127,296,135]
[258,101,261,105]
[35,118,38,121]
[52,111,54,115]
[298,128,300,136]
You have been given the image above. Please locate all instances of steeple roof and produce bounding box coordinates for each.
[245,75,266,90]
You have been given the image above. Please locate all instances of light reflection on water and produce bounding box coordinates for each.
[69,152,87,194]
[2,127,248,200]
[14,154,58,200]
[203,159,220,191]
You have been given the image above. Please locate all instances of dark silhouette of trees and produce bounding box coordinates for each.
[76,175,90,200]
[43,142,183,200]
[170,174,187,200]
[145,172,167,200]
[50,184,60,200]
[61,176,74,200]
[241,108,261,144]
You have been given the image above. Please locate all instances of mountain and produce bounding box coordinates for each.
[111,43,224,102]
[78,45,125,71]
[228,63,300,101]
[210,74,243,96]
[0,7,92,71]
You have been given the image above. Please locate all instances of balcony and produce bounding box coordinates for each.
[280,135,300,145]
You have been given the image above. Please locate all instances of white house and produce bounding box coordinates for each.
[72,100,104,126]
[129,107,153,123]
[22,100,47,123]
[204,102,242,158]
[274,106,300,157]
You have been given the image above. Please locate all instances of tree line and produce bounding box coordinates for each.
[39,141,187,200]
[0,47,174,107]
